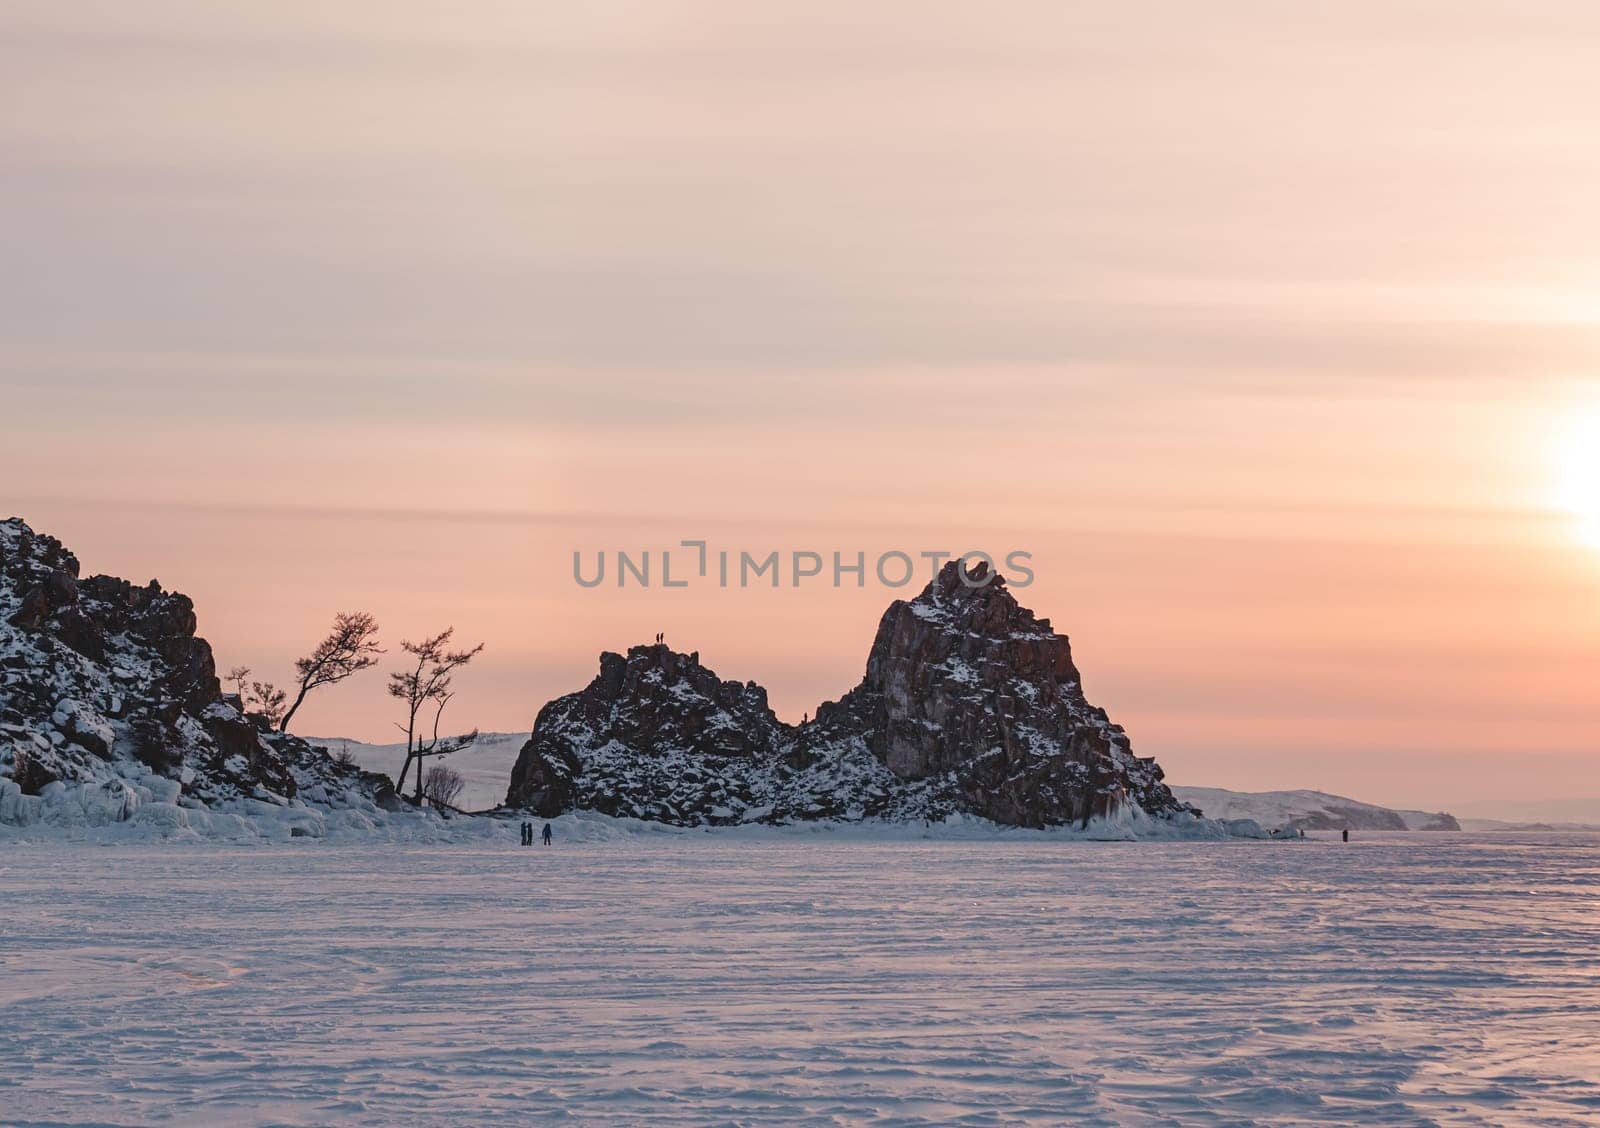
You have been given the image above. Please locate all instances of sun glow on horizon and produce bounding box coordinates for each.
[1554,409,1600,550]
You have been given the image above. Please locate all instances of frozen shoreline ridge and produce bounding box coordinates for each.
[0,801,1241,846]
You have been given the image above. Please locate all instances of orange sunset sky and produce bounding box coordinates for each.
[4,2,1600,810]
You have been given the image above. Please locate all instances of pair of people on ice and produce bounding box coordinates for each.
[520,821,552,846]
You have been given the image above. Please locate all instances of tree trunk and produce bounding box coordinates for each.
[279,682,312,733]
[396,708,419,804]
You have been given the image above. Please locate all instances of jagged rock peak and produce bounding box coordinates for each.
[794,559,1187,827]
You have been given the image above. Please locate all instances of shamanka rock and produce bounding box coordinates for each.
[508,560,1194,828]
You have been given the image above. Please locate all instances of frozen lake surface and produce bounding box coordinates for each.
[5,831,1600,1125]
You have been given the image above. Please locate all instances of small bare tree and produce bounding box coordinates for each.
[387,628,484,803]
[248,681,287,728]
[279,611,383,733]
[332,742,359,768]
[422,764,466,810]
[225,665,252,703]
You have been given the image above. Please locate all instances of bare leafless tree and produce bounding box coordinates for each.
[279,611,383,732]
[422,764,467,810]
[225,665,252,704]
[387,628,484,803]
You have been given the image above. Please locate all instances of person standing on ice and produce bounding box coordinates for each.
[542,822,554,846]
[1342,828,1349,842]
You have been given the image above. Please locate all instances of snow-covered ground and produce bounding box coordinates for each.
[5,831,1600,1125]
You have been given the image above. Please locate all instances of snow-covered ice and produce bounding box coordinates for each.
[4,830,1600,1125]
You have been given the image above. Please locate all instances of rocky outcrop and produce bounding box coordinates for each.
[803,560,1186,826]
[506,639,947,824]
[509,644,786,819]
[508,560,1195,828]
[1,518,393,822]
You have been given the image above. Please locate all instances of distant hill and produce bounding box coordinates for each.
[1172,787,1459,832]
[1458,817,1600,833]
[1450,797,1600,825]
[308,732,527,812]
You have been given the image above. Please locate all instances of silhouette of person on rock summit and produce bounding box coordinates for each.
[542,823,553,846]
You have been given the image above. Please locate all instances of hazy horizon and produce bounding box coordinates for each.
[6,2,1600,811]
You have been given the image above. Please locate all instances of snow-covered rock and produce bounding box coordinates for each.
[51,698,114,758]
[508,560,1199,830]
[0,517,403,835]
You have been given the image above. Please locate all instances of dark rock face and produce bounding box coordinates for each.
[1,518,377,814]
[8,585,50,631]
[508,560,1194,828]
[805,561,1186,827]
[508,644,789,820]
